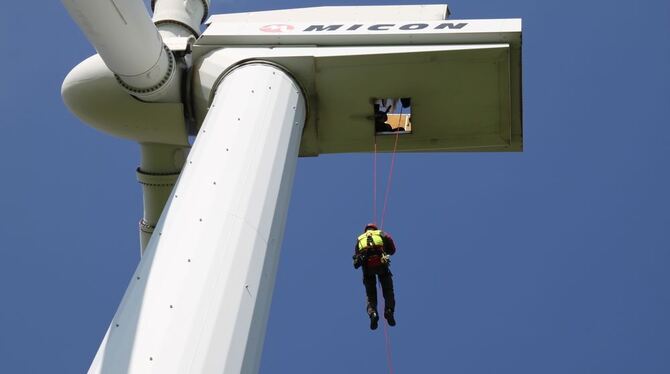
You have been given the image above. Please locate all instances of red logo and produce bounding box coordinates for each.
[260,24,295,33]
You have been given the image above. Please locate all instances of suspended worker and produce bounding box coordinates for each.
[353,223,397,330]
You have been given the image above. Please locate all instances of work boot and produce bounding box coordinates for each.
[384,308,396,326]
[369,310,379,330]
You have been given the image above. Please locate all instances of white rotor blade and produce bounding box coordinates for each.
[152,0,211,37]
[62,0,168,91]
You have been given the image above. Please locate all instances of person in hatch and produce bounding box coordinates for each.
[353,223,397,330]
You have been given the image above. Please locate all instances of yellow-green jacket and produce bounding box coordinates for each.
[354,229,396,267]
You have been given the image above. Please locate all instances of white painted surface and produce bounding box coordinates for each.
[206,4,449,24]
[153,0,208,38]
[61,54,188,144]
[137,143,189,254]
[192,42,521,155]
[200,18,521,46]
[88,63,306,374]
[61,0,169,88]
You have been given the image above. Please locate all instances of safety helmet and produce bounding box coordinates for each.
[364,223,378,231]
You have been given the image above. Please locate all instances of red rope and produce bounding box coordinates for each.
[373,138,378,224]
[380,131,399,374]
[371,110,402,374]
[381,303,395,374]
[380,131,400,230]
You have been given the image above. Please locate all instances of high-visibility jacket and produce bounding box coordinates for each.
[355,229,395,267]
[357,230,384,251]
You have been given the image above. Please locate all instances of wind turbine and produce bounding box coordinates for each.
[61,1,523,372]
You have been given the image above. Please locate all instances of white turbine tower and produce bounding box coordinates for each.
[61,1,522,372]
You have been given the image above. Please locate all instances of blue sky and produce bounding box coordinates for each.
[1,0,670,373]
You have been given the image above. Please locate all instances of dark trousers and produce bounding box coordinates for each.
[362,265,395,315]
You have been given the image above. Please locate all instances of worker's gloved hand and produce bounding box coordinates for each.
[381,253,391,265]
[353,254,362,269]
